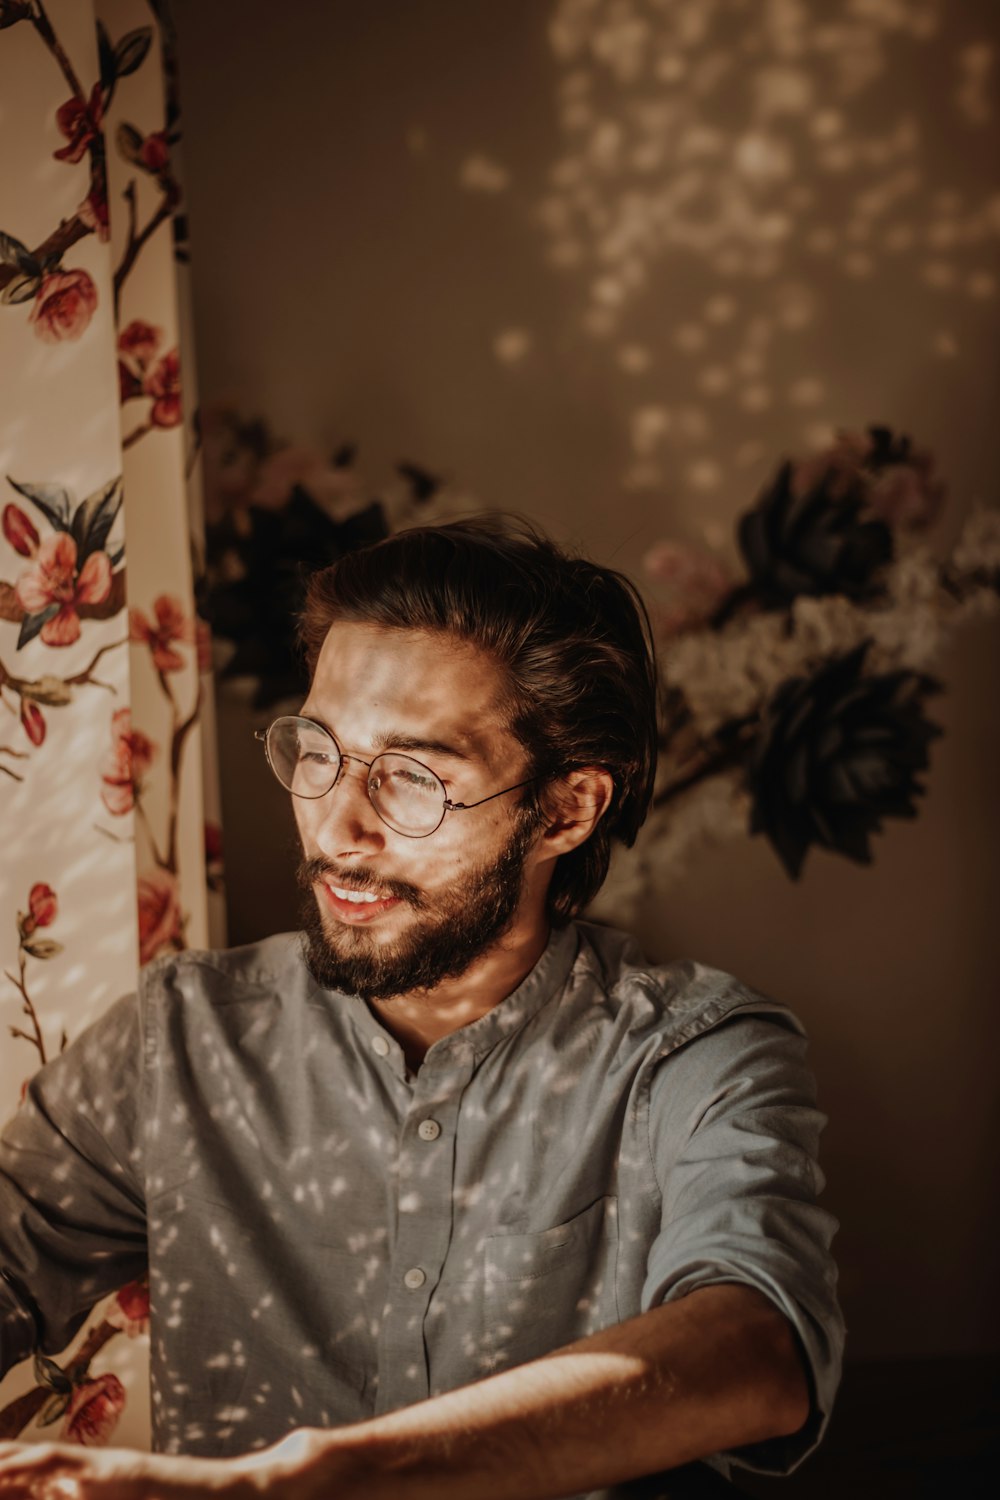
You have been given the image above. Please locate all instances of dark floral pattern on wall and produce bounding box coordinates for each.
[126,591,203,964]
[5,883,65,1071]
[1,0,218,1452]
[0,478,126,782]
[594,425,1000,911]
[0,5,153,334]
[118,318,182,446]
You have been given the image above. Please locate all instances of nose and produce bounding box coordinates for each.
[307,756,386,859]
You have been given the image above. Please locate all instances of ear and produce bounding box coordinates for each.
[536,766,615,857]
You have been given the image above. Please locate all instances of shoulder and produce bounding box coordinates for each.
[138,931,312,1020]
[570,919,806,1058]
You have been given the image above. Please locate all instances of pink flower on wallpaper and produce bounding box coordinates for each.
[15,533,112,646]
[60,1373,126,1447]
[130,595,196,673]
[28,269,98,344]
[140,130,170,174]
[642,541,733,638]
[106,1279,151,1338]
[137,867,183,965]
[118,319,162,366]
[27,883,58,932]
[20,698,46,746]
[144,348,182,428]
[100,708,157,816]
[53,83,104,165]
[2,503,40,558]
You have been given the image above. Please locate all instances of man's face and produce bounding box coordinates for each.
[293,621,544,1001]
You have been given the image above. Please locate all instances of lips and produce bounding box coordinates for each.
[320,880,402,925]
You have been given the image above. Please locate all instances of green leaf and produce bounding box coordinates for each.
[16,603,61,650]
[33,1352,72,1394]
[37,1392,71,1426]
[22,676,73,707]
[114,26,153,79]
[97,19,116,89]
[22,939,64,961]
[1,271,42,305]
[6,478,72,530]
[72,476,123,563]
[116,121,145,166]
[0,230,40,275]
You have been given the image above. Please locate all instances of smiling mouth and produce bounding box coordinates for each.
[329,885,382,904]
[319,880,403,924]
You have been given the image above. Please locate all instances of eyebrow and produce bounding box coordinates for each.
[301,712,474,764]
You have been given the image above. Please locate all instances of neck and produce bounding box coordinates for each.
[368,908,551,1071]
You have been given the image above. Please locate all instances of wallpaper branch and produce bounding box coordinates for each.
[0,0,221,1452]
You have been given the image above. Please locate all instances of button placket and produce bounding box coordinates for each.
[375,1054,473,1415]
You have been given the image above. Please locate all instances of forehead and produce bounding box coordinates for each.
[303,621,516,768]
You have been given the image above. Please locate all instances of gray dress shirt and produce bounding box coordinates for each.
[0,922,843,1495]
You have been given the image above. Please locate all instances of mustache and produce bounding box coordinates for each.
[296,855,425,909]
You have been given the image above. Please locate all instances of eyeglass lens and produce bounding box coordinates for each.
[266,717,446,836]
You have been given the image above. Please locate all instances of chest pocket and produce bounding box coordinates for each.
[482,1195,619,1374]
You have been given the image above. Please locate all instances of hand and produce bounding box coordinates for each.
[0,1438,264,1499]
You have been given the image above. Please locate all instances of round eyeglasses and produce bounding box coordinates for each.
[255,716,535,838]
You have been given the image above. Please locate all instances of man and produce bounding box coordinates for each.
[0,517,842,1499]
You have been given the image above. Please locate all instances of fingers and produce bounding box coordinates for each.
[0,1438,252,1499]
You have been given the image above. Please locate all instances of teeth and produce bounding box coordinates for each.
[330,885,382,904]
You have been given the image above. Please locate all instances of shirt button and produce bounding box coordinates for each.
[417,1118,441,1141]
[403,1267,426,1290]
[371,1035,390,1058]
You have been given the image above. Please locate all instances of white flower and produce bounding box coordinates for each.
[950,506,1000,579]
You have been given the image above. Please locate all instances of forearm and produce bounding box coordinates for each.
[283,1284,810,1500]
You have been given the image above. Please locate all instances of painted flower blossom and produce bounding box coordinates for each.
[129,595,196,672]
[137,867,183,965]
[144,348,182,427]
[15,532,112,646]
[100,708,156,816]
[118,319,162,366]
[53,82,103,164]
[26,882,57,932]
[20,698,46,746]
[139,130,170,174]
[28,269,98,344]
[2,503,39,558]
[106,1279,150,1338]
[60,1373,126,1447]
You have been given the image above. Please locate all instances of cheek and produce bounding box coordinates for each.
[292,800,313,849]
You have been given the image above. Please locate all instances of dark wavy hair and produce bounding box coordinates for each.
[299,515,658,924]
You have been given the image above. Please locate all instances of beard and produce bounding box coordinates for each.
[296,814,540,1002]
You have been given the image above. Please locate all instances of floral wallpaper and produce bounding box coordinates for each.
[0,0,219,1452]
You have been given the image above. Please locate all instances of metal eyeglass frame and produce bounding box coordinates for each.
[254,716,536,839]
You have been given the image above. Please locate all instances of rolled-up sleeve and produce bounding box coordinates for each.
[0,993,147,1377]
[641,1012,844,1476]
